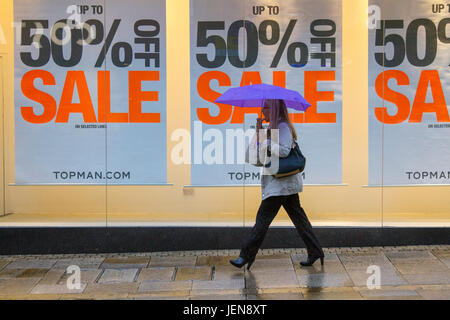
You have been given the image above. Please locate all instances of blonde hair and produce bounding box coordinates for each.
[264,99,297,141]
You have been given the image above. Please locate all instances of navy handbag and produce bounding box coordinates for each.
[265,141,306,178]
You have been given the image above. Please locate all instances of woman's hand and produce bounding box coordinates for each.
[256,117,263,131]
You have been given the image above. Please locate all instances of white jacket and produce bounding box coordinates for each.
[245,122,303,200]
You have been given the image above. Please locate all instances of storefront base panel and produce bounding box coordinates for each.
[0,227,449,255]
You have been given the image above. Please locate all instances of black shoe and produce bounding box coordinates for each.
[300,255,324,267]
[229,257,255,270]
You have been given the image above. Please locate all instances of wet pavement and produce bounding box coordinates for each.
[0,245,449,300]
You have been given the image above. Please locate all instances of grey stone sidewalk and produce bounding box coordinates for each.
[0,245,449,300]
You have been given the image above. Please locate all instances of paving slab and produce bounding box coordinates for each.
[402,272,450,285]
[3,294,62,300]
[149,256,196,267]
[5,259,57,269]
[31,283,86,295]
[54,258,104,269]
[101,257,149,269]
[190,294,246,300]
[362,295,423,300]
[392,260,449,274]
[175,267,212,281]
[245,270,300,289]
[58,269,102,285]
[97,269,138,283]
[137,267,175,282]
[439,258,450,268]
[37,269,66,285]
[430,251,450,268]
[385,250,437,261]
[256,254,291,259]
[302,288,362,300]
[84,283,139,295]
[247,258,294,272]
[0,261,10,271]
[212,266,245,281]
[191,279,245,294]
[129,290,190,298]
[417,288,450,300]
[294,261,347,275]
[297,273,354,288]
[196,256,235,266]
[344,258,398,269]
[249,287,302,295]
[291,253,339,264]
[16,268,49,279]
[431,250,450,259]
[138,280,192,293]
[62,292,130,300]
[0,278,41,295]
[346,268,407,287]
[0,269,27,279]
[301,286,357,293]
[338,252,391,266]
[354,284,422,291]
[341,259,401,282]
[133,295,190,300]
[358,289,420,299]
[249,292,304,300]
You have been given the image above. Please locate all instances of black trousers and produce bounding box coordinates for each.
[240,193,323,260]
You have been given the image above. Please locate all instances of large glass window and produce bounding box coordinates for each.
[0,0,449,231]
[2,0,107,226]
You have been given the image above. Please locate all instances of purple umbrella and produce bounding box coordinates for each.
[214,83,311,111]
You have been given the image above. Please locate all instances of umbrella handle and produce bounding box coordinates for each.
[256,126,259,144]
[256,124,260,164]
[257,99,265,165]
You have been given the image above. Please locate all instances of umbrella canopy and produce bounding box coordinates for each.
[214,83,311,111]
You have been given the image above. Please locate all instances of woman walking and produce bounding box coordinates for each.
[230,99,324,270]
